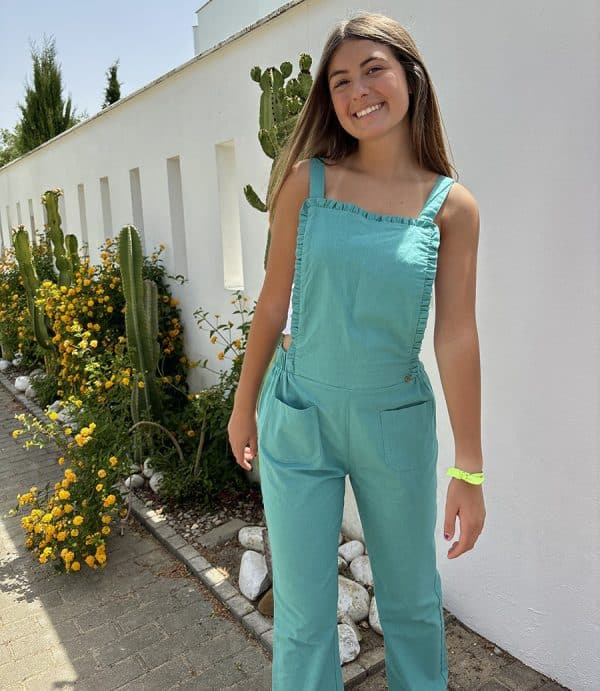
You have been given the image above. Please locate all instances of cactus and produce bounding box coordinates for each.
[244,53,314,270]
[118,225,162,424]
[42,189,79,286]
[12,227,55,354]
[65,234,80,274]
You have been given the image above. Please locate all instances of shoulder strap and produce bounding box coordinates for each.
[418,175,455,223]
[309,157,325,198]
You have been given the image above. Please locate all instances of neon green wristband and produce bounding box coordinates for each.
[447,467,485,485]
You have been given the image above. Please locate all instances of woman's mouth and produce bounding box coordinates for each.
[353,102,384,119]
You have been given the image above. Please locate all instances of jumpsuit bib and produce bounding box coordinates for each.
[257,156,454,691]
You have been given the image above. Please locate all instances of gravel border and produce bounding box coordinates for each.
[0,367,385,689]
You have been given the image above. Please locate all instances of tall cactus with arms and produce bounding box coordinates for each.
[243,53,313,269]
[12,227,55,355]
[118,225,162,424]
[42,189,80,286]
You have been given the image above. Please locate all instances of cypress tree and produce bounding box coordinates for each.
[102,59,122,108]
[17,35,80,153]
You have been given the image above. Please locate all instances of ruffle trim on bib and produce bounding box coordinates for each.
[410,226,442,373]
[300,197,437,228]
[290,201,312,351]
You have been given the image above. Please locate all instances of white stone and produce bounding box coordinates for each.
[338,539,364,563]
[338,556,348,571]
[238,550,271,600]
[0,359,12,371]
[349,554,373,587]
[25,385,37,400]
[29,368,44,379]
[48,400,62,413]
[238,526,264,551]
[124,473,145,489]
[338,613,362,642]
[12,357,23,367]
[142,457,155,478]
[14,375,30,392]
[337,575,370,622]
[149,471,163,493]
[57,407,75,424]
[338,623,361,664]
[130,463,141,474]
[369,594,383,635]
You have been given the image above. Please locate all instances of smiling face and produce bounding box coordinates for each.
[327,38,411,141]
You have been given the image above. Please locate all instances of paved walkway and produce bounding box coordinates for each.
[0,379,567,690]
[0,384,272,690]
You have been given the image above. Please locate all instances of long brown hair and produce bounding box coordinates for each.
[266,11,458,221]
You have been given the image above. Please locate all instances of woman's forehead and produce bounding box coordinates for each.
[328,39,393,72]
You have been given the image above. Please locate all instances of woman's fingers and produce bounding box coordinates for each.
[447,520,482,559]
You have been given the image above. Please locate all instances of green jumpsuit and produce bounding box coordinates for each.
[257,156,454,690]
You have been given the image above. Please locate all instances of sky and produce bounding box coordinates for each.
[0,0,209,131]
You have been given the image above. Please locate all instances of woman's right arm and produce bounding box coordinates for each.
[227,158,311,470]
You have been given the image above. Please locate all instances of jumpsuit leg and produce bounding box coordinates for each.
[258,362,347,691]
[347,393,449,691]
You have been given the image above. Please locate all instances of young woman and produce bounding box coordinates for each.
[228,11,486,690]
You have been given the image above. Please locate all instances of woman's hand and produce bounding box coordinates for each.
[227,405,258,471]
[443,478,486,559]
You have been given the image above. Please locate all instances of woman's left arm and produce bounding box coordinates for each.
[433,181,486,559]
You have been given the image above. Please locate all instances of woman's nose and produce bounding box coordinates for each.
[351,77,370,100]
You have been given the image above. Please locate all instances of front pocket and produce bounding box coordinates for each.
[260,385,322,465]
[379,399,435,472]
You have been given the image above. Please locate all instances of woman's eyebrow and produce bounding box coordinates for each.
[328,56,388,81]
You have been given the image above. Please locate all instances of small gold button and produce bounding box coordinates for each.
[404,374,412,382]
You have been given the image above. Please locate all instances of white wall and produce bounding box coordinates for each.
[193,0,304,55]
[1,1,598,688]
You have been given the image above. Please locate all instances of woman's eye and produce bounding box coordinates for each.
[334,67,382,88]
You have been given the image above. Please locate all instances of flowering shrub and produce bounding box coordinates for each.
[11,407,129,573]
[5,226,260,571]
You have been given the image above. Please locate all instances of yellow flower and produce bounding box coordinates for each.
[95,483,104,492]
[70,529,79,537]
[90,340,98,348]
[12,429,23,439]
[101,526,111,535]
[121,377,129,386]
[109,456,118,466]
[85,555,96,567]
[48,411,59,421]
[58,489,70,500]
[137,380,145,389]
[64,427,72,435]
[103,494,116,508]
[104,380,113,389]
[97,469,106,478]
[217,352,224,360]
[73,515,84,526]
[58,456,65,465]
[70,561,81,571]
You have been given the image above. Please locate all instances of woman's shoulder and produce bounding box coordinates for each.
[440,179,480,235]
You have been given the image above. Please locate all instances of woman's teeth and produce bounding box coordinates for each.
[354,102,383,118]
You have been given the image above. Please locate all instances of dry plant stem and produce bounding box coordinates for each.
[128,420,186,465]
[193,410,207,479]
